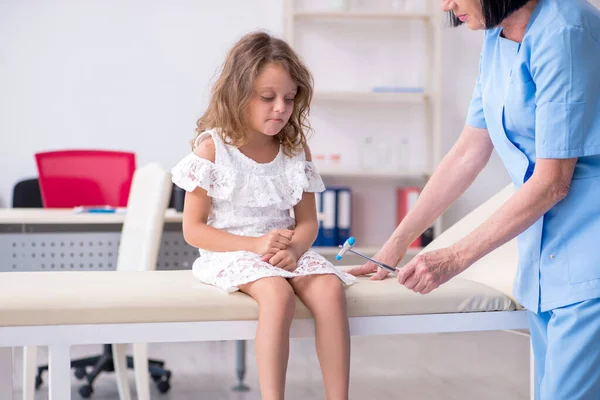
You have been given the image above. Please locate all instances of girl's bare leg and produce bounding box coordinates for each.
[290,274,350,400]
[239,277,296,400]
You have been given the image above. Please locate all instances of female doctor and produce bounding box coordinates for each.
[349,0,600,398]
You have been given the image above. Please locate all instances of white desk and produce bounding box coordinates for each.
[0,208,194,273]
[0,208,184,225]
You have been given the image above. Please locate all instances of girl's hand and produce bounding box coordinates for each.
[397,247,465,294]
[266,249,298,272]
[347,242,405,280]
[253,229,294,256]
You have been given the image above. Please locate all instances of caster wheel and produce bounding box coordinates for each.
[156,380,171,394]
[35,375,43,390]
[78,384,93,398]
[74,367,86,379]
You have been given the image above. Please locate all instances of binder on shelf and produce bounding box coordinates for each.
[335,187,352,246]
[319,188,338,247]
[396,186,421,248]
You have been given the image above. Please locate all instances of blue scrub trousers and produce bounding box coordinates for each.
[528,298,600,400]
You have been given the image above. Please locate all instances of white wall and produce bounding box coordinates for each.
[8,1,595,236]
[0,0,284,206]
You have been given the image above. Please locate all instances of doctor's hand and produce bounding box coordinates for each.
[398,247,466,294]
[346,242,405,280]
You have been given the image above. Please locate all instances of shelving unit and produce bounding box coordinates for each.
[318,169,428,181]
[313,91,428,103]
[285,0,442,263]
[293,10,431,20]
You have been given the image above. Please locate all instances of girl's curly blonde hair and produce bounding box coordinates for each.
[193,31,314,157]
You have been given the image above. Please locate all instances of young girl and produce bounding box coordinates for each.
[171,31,355,400]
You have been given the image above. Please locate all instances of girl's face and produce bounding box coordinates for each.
[247,63,297,138]
[441,0,486,30]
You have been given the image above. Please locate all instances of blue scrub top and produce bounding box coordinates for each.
[466,0,600,312]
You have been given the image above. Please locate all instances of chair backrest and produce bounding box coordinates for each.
[12,178,43,208]
[117,163,172,272]
[35,150,136,208]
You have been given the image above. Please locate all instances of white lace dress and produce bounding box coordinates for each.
[171,129,356,293]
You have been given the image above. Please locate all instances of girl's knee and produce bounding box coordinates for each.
[294,274,347,306]
[320,277,346,304]
[253,278,296,318]
[313,274,345,295]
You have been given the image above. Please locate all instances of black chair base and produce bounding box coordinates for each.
[35,344,171,398]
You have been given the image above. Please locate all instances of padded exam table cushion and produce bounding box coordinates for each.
[0,270,516,327]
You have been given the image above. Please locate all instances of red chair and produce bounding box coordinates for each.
[35,150,136,208]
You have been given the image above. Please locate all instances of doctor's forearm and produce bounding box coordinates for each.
[390,133,491,249]
[451,177,567,268]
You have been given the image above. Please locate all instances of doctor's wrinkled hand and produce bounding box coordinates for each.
[398,247,467,294]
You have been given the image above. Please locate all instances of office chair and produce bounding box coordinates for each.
[170,184,186,212]
[35,150,136,208]
[12,178,42,208]
[23,157,172,399]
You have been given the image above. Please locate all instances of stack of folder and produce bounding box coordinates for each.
[313,187,352,247]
